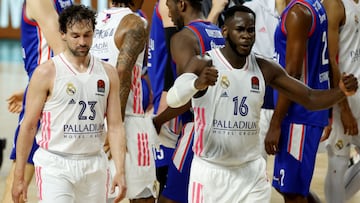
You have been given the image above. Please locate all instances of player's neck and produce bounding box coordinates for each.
[184,11,205,25]
[63,51,91,73]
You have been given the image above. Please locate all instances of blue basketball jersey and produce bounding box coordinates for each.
[147,3,176,114]
[21,0,73,78]
[273,0,330,127]
[185,20,225,55]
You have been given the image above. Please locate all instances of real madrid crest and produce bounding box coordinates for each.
[66,83,76,96]
[335,140,344,150]
[221,75,230,89]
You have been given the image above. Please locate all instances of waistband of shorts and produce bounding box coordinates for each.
[39,148,103,159]
[192,155,263,170]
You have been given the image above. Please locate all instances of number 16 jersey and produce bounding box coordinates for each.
[192,49,265,167]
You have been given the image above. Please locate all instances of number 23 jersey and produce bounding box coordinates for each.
[35,53,109,155]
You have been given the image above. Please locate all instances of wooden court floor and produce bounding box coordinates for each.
[0,40,359,202]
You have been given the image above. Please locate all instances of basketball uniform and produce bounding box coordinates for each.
[161,20,225,203]
[188,49,270,202]
[10,0,73,164]
[33,53,109,202]
[272,0,330,196]
[92,7,158,199]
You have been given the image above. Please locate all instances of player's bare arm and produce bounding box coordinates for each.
[27,0,65,55]
[170,30,199,75]
[102,62,127,202]
[258,57,358,111]
[207,0,229,24]
[12,61,55,203]
[114,14,148,118]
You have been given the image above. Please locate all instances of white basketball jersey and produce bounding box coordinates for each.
[192,49,265,167]
[338,0,360,118]
[92,7,147,116]
[35,53,109,155]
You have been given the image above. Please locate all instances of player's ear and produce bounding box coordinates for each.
[178,0,186,12]
[222,25,228,38]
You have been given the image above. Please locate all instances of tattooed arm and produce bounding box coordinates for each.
[114,14,148,119]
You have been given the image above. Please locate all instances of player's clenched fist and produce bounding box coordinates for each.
[339,73,358,96]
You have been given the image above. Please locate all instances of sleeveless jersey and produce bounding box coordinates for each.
[273,0,330,126]
[21,0,73,78]
[91,7,147,116]
[184,20,225,55]
[338,0,360,118]
[35,53,109,155]
[192,49,265,167]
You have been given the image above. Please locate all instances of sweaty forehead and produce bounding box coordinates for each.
[232,12,255,26]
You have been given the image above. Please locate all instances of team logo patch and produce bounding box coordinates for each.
[335,140,344,150]
[220,75,230,89]
[97,80,105,93]
[66,83,76,95]
[251,76,259,90]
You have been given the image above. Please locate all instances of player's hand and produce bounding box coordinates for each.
[340,107,358,136]
[152,117,162,134]
[320,123,332,142]
[339,73,358,96]
[111,172,127,203]
[12,176,28,203]
[192,55,218,90]
[264,122,281,155]
[6,90,25,114]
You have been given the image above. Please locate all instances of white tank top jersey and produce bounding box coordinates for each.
[192,49,265,167]
[91,7,147,116]
[338,0,360,118]
[35,53,109,155]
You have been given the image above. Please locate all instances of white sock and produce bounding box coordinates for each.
[345,159,360,199]
[324,149,348,203]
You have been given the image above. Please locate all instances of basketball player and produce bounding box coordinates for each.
[166,5,358,202]
[264,0,331,202]
[322,0,360,202]
[152,0,225,202]
[91,1,158,202]
[12,4,126,202]
[2,0,73,202]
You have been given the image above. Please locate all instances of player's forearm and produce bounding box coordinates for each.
[305,88,345,110]
[14,124,38,178]
[108,127,126,175]
[270,94,292,126]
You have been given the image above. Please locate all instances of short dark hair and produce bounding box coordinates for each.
[174,0,202,11]
[59,4,97,33]
[112,0,134,6]
[223,5,256,23]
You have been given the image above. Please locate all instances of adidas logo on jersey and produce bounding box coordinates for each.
[68,99,76,105]
[220,91,229,98]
